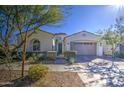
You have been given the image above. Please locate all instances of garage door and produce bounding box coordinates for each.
[72,42,96,55]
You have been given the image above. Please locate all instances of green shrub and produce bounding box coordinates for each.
[28,64,48,82]
[64,51,76,64]
[68,57,76,64]
[0,49,20,62]
[114,51,124,58]
[32,52,47,62]
[28,57,35,64]
[38,55,48,62]
[0,48,5,58]
[12,51,21,61]
[27,52,49,64]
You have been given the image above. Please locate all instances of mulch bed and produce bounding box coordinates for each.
[33,72,85,87]
[0,70,85,87]
[0,70,27,82]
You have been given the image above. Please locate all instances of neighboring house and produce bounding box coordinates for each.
[16,29,121,56]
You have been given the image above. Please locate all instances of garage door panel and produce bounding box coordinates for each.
[73,42,96,55]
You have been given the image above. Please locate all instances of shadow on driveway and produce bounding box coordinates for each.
[42,55,124,64]
[76,55,124,63]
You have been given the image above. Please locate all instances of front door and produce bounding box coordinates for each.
[58,43,62,55]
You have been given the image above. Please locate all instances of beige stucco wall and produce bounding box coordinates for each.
[17,30,54,52]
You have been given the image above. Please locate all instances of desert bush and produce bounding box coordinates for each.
[28,64,48,82]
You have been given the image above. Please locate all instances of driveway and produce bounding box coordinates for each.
[76,55,124,62]
[76,55,97,63]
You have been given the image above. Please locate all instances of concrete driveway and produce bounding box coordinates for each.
[76,55,97,63]
[76,55,124,62]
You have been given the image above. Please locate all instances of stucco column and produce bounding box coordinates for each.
[52,38,55,51]
[66,42,70,51]
[96,42,103,56]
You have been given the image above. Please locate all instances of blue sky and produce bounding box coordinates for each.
[41,5,124,35]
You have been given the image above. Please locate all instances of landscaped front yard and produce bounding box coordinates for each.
[0,56,124,87]
[0,70,85,87]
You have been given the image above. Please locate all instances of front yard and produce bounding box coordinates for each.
[0,70,84,87]
[0,56,124,87]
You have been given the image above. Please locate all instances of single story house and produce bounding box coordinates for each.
[16,29,121,56]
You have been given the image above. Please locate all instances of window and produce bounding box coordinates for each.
[33,40,40,51]
[83,42,93,45]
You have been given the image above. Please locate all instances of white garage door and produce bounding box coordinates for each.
[72,42,96,55]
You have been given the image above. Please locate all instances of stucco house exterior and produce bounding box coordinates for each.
[16,29,121,56]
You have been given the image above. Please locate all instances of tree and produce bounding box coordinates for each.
[0,5,64,77]
[0,6,18,80]
[100,16,124,66]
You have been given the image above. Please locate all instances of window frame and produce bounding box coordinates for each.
[32,39,40,52]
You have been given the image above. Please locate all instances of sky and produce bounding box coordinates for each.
[41,5,124,35]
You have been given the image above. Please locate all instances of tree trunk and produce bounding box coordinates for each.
[21,34,28,77]
[111,44,118,67]
[21,42,26,77]
[111,46,114,67]
[21,25,29,78]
